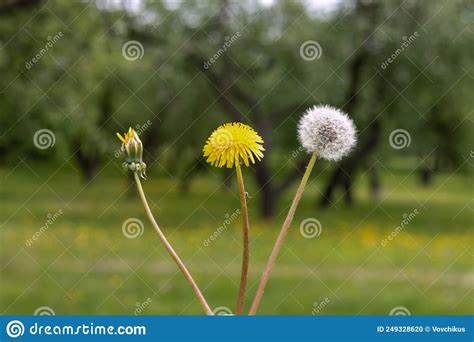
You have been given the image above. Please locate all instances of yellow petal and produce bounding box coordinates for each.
[116,132,126,143]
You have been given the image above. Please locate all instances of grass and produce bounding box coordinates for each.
[0,161,472,315]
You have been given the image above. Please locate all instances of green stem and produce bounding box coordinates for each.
[235,163,250,315]
[249,153,317,315]
[134,172,213,315]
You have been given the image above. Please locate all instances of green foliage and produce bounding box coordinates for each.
[0,165,471,314]
[1,0,471,172]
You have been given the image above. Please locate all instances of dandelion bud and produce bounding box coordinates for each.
[116,127,147,178]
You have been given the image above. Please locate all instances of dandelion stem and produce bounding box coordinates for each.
[134,172,214,315]
[249,153,317,315]
[235,163,250,315]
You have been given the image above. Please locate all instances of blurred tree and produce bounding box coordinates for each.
[0,0,471,216]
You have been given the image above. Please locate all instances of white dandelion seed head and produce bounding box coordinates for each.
[297,105,357,161]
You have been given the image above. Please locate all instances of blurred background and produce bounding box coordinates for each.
[0,0,472,315]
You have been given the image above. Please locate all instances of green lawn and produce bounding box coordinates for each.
[0,162,472,315]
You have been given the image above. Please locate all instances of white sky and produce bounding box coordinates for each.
[97,0,345,14]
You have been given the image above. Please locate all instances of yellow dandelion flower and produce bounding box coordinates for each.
[203,122,265,168]
[203,122,264,314]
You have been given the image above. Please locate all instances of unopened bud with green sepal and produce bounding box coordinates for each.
[116,127,147,179]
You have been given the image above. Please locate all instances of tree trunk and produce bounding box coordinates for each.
[419,167,433,186]
[73,82,113,184]
[0,0,43,15]
[74,147,99,183]
[255,159,277,218]
[368,164,381,201]
[320,121,381,207]
[342,171,353,205]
